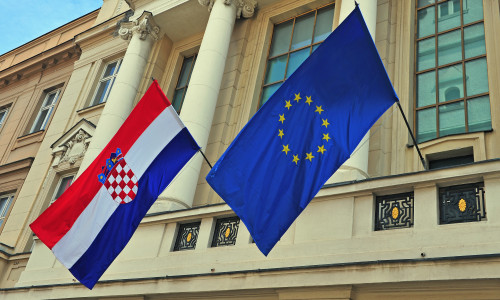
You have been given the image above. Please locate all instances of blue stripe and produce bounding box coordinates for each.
[69,128,199,289]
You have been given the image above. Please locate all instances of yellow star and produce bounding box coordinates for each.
[315,105,324,115]
[321,118,330,128]
[279,114,285,124]
[282,144,290,155]
[285,100,292,110]
[294,93,301,102]
[305,152,315,162]
[317,145,326,154]
[292,154,300,165]
[322,133,331,142]
[305,96,313,106]
[278,129,284,139]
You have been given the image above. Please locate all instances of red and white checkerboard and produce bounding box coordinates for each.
[103,159,138,204]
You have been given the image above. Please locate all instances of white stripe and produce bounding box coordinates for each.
[52,187,119,268]
[125,106,184,176]
[52,106,185,268]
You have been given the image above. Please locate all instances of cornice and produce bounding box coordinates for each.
[0,41,80,88]
[74,11,131,48]
[0,158,34,177]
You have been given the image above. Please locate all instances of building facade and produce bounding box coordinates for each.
[1,0,500,298]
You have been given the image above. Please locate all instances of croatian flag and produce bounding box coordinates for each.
[30,80,199,289]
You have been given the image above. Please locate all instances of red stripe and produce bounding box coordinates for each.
[30,81,171,249]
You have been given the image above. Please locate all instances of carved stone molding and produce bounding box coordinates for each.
[118,11,160,41]
[199,0,257,19]
[51,119,95,167]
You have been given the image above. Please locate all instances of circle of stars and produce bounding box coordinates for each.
[277,92,332,166]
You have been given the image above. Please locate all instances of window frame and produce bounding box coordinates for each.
[259,2,335,107]
[0,193,15,231]
[0,107,9,129]
[30,89,61,133]
[50,174,75,205]
[89,58,123,107]
[414,0,491,143]
[171,54,197,113]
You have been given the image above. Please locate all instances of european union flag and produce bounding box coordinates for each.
[206,6,398,255]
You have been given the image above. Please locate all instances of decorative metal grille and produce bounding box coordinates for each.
[211,217,240,247]
[375,192,414,231]
[173,222,200,251]
[439,182,486,224]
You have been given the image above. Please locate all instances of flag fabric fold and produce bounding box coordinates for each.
[30,80,200,289]
[206,6,398,256]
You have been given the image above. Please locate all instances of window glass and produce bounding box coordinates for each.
[172,54,197,113]
[467,95,492,132]
[260,4,335,107]
[465,58,488,96]
[90,58,122,106]
[0,194,14,228]
[414,0,490,143]
[464,23,486,59]
[0,108,9,129]
[417,37,435,71]
[52,175,74,204]
[439,101,465,136]
[30,90,60,133]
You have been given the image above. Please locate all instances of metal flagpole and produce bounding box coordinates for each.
[396,102,427,170]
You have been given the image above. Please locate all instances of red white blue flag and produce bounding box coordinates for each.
[30,80,199,289]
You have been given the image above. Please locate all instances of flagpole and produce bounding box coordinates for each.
[396,102,427,170]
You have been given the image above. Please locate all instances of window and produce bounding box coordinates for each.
[0,193,15,229]
[375,193,414,230]
[439,182,485,224]
[172,54,197,112]
[211,216,240,247]
[415,0,491,143]
[50,174,74,204]
[90,58,122,106]
[173,222,201,251]
[260,3,335,106]
[30,89,60,133]
[0,107,9,129]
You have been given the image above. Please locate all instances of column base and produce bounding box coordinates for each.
[148,197,191,214]
[325,165,369,185]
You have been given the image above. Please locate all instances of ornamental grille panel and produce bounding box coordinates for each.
[211,217,240,247]
[173,222,200,251]
[375,192,414,231]
[439,182,486,224]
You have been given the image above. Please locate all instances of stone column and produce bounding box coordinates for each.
[328,0,378,183]
[153,0,257,211]
[77,11,160,176]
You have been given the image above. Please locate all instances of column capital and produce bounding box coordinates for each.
[198,0,257,19]
[119,11,160,41]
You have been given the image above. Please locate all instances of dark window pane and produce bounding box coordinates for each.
[270,20,293,57]
[465,58,488,96]
[261,83,281,106]
[286,48,310,78]
[176,56,194,88]
[103,61,118,78]
[43,93,57,107]
[417,37,435,71]
[438,64,463,102]
[0,196,10,217]
[464,23,486,59]
[439,101,465,136]
[438,30,462,66]
[94,80,111,104]
[417,71,436,107]
[174,222,201,251]
[290,12,315,51]
[439,183,486,224]
[467,95,492,132]
[54,176,74,201]
[438,0,460,32]
[313,6,335,43]
[264,55,287,84]
[417,107,436,142]
[418,6,435,38]
[464,0,484,25]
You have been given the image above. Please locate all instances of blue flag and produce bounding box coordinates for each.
[206,6,398,255]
